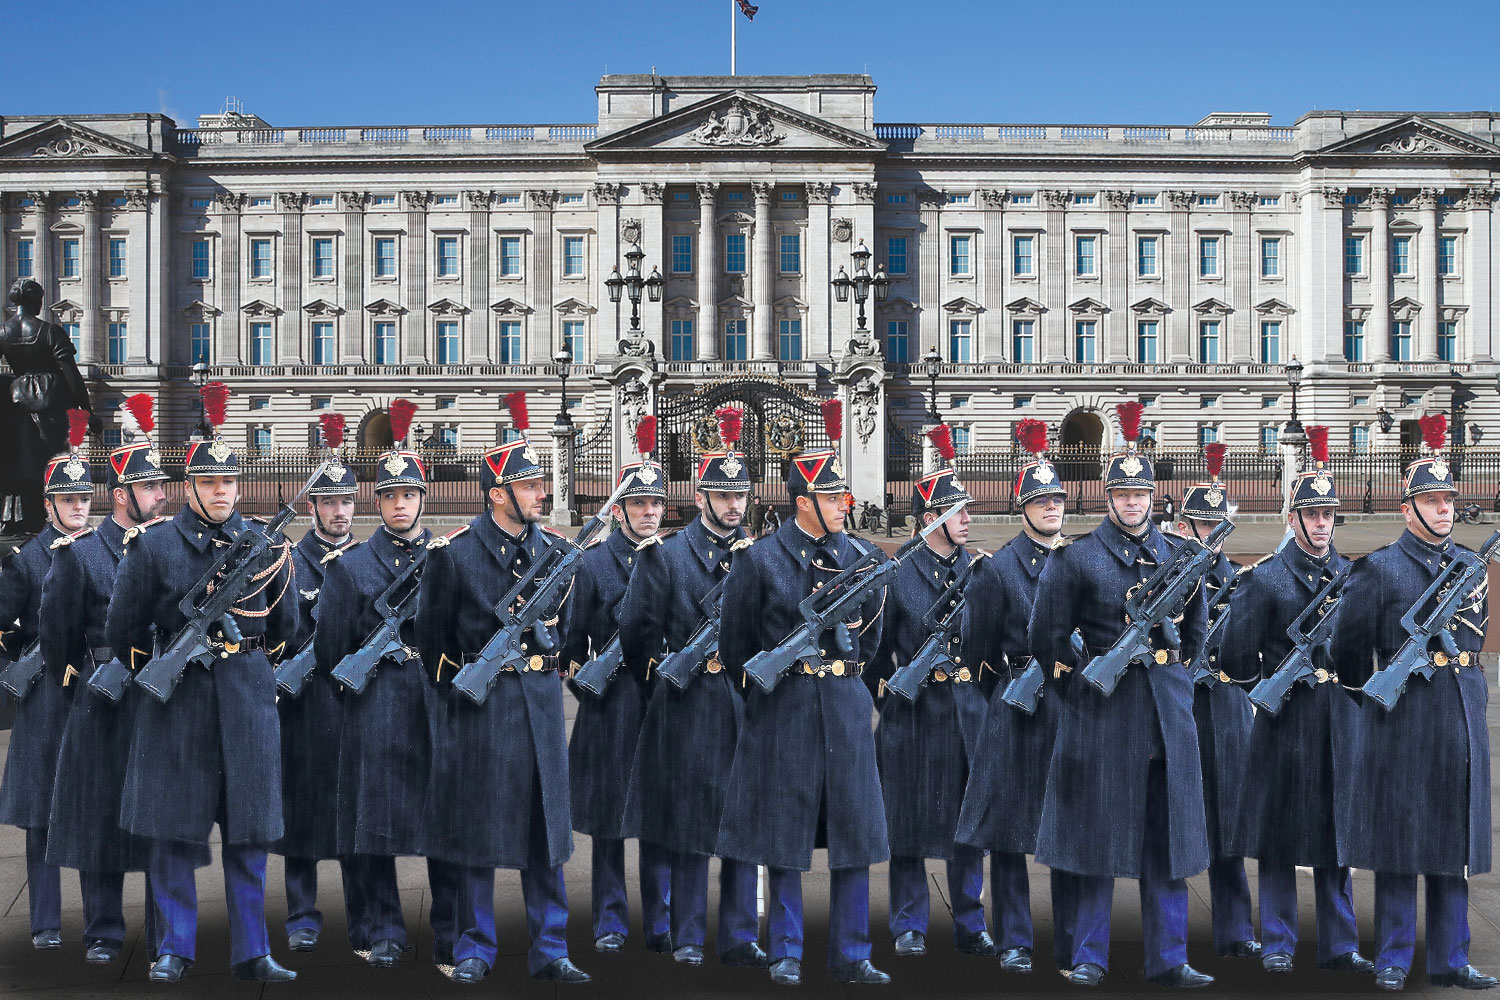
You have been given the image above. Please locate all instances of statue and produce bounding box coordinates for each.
[0,279,98,538]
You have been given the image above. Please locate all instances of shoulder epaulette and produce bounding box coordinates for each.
[730,537,755,553]
[427,525,470,551]
[123,516,168,546]
[50,526,94,549]
[542,525,567,538]
[634,534,664,551]
[1052,535,1076,549]
[248,515,269,525]
[1237,552,1274,575]
[585,535,605,549]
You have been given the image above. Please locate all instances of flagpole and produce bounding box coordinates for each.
[731,0,737,75]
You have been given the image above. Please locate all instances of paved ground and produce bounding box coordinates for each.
[0,664,1498,998]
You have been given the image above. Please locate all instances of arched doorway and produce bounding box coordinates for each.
[358,409,393,450]
[1059,408,1105,481]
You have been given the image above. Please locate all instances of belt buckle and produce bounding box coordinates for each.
[957,666,972,683]
[933,669,949,682]
[1314,667,1330,683]
[223,640,241,654]
[830,660,846,677]
[706,656,723,674]
[1459,651,1472,667]
[528,654,545,672]
[1434,651,1450,668]
[1153,649,1169,665]
[801,662,815,676]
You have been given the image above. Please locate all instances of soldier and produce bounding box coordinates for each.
[41,397,169,964]
[414,393,590,985]
[1173,444,1261,961]
[1331,416,1496,992]
[956,419,1070,975]
[564,417,671,956]
[618,407,767,970]
[1223,426,1372,976]
[869,424,994,962]
[716,409,892,988]
[277,412,357,956]
[106,382,297,983]
[1030,402,1213,989]
[0,409,93,951]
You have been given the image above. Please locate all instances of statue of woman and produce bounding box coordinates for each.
[0,279,97,536]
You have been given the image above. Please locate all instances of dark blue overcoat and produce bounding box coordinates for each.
[414,513,574,870]
[955,531,1062,855]
[1330,530,1490,877]
[869,542,985,861]
[619,518,746,857]
[108,506,295,847]
[715,519,889,872]
[1031,518,1210,880]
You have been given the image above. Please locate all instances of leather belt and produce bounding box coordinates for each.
[467,652,559,674]
[209,635,265,655]
[1433,651,1475,668]
[929,663,976,684]
[1149,649,1182,666]
[797,659,864,678]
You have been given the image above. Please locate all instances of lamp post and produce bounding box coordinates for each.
[553,347,574,430]
[1279,356,1307,516]
[191,361,211,439]
[605,243,663,346]
[1282,356,1305,444]
[831,238,890,347]
[550,346,580,527]
[922,345,942,422]
[1450,368,1477,482]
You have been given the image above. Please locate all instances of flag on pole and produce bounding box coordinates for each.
[737,0,758,20]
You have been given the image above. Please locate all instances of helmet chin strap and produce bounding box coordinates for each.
[1106,490,1150,537]
[1021,498,1062,539]
[1409,496,1451,540]
[701,491,737,535]
[189,477,231,526]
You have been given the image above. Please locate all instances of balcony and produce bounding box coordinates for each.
[874,122,1299,156]
[172,124,599,158]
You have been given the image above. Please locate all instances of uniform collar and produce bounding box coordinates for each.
[97,514,128,560]
[776,517,848,569]
[1009,531,1052,579]
[913,540,968,585]
[375,524,430,570]
[605,525,640,571]
[473,510,544,567]
[1281,539,1336,591]
[1096,517,1165,567]
[1397,528,1454,573]
[687,518,744,571]
[298,527,349,558]
[174,504,244,551]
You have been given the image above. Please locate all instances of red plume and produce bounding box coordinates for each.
[1116,401,1144,444]
[1307,425,1330,466]
[387,398,418,445]
[715,406,743,448]
[319,412,346,449]
[1015,418,1049,457]
[503,391,530,433]
[123,394,155,437]
[67,409,90,450]
[1204,442,1226,480]
[926,423,956,463]
[1418,413,1448,452]
[635,415,658,457]
[820,399,843,442]
[200,381,229,428]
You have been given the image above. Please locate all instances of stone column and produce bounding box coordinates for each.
[1041,190,1070,362]
[696,181,720,360]
[402,190,430,361]
[340,191,367,361]
[917,188,944,358]
[0,193,8,292]
[1368,188,1392,362]
[550,420,579,526]
[806,181,831,359]
[1166,190,1194,361]
[215,192,244,364]
[595,183,623,356]
[142,184,166,364]
[751,182,775,360]
[1467,186,1494,361]
[979,188,1007,361]
[1417,187,1441,360]
[835,363,888,507]
[1303,188,1346,363]
[1229,191,1255,362]
[29,192,53,304]
[640,182,666,356]
[1104,190,1131,361]
[279,191,305,363]
[78,191,102,364]
[466,189,493,362]
[524,190,556,364]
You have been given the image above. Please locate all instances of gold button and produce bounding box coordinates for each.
[706,657,723,674]
[1434,651,1449,667]
[800,550,806,557]
[1460,651,1472,666]
[521,643,528,651]
[934,669,949,682]
[1219,670,1231,684]
[958,666,972,682]
[831,660,846,676]
[819,649,827,656]
[816,668,827,678]
[395,558,401,566]
[1315,668,1330,683]
[529,655,544,671]
[1154,649,1169,665]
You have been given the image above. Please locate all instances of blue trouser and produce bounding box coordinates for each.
[590,837,671,942]
[988,850,1032,951]
[25,827,60,935]
[151,838,271,966]
[283,856,322,937]
[1374,872,1470,976]
[80,870,126,946]
[345,855,408,947]
[669,851,759,955]
[1207,857,1255,952]
[426,858,463,965]
[889,847,987,944]
[1259,863,1358,964]
[1051,868,1077,967]
[455,862,570,975]
[768,866,871,969]
[1068,762,1189,979]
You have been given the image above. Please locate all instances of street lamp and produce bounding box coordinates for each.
[1450,369,1476,450]
[553,347,574,430]
[191,361,211,438]
[922,345,942,422]
[605,243,663,338]
[1376,407,1395,434]
[1281,356,1306,444]
[831,238,890,338]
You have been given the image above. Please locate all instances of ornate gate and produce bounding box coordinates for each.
[656,375,833,522]
[884,417,920,524]
[574,412,614,516]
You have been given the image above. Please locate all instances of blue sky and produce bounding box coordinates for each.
[13,0,1500,127]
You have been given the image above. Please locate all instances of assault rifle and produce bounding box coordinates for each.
[884,553,987,703]
[1247,562,1352,714]
[1001,631,1087,714]
[742,501,966,695]
[273,636,319,699]
[571,635,625,697]
[451,473,634,706]
[134,462,328,704]
[0,640,44,699]
[1080,518,1234,697]
[329,545,432,695]
[86,655,134,704]
[657,576,730,692]
[1188,603,1235,687]
[1362,530,1500,713]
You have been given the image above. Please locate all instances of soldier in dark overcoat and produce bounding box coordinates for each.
[617,420,767,970]
[276,443,357,956]
[0,426,96,950]
[106,397,298,983]
[313,434,462,970]
[955,426,1071,975]
[1329,444,1497,992]
[716,444,892,987]
[41,418,171,963]
[869,433,993,962]
[563,452,671,956]
[1222,442,1372,976]
[1172,454,1260,962]
[413,424,590,985]
[1029,410,1213,989]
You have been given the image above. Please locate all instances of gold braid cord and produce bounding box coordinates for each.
[228,539,294,618]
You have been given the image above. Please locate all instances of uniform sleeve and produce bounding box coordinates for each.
[618,542,669,682]
[105,539,157,671]
[864,573,904,697]
[559,561,596,673]
[1219,570,1269,681]
[1176,570,1210,665]
[0,549,34,658]
[1328,555,1381,690]
[1027,546,1076,673]
[414,543,462,685]
[718,550,764,677]
[39,545,86,685]
[313,555,361,678]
